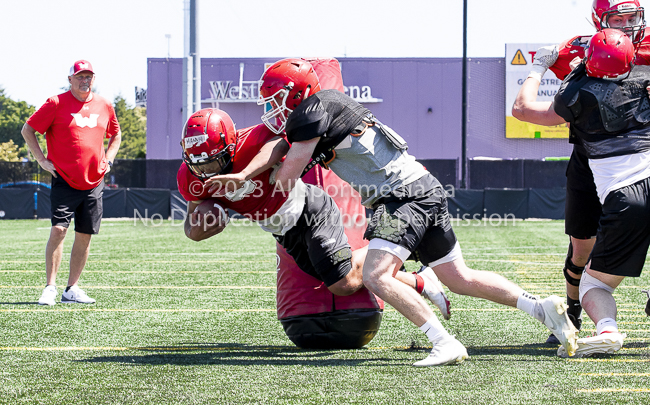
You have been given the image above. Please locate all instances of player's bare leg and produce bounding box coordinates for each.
[558,267,625,358]
[432,257,578,356]
[547,237,595,343]
[566,238,594,299]
[432,259,522,306]
[330,245,451,318]
[362,249,467,366]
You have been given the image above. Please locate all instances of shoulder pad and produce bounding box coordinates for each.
[635,31,650,65]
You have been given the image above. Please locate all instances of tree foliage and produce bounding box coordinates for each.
[0,140,21,161]
[112,95,147,159]
[0,88,35,146]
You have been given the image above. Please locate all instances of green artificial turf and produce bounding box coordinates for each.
[0,218,648,404]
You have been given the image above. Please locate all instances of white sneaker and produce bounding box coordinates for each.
[61,285,96,304]
[557,332,626,358]
[540,295,579,356]
[413,335,468,367]
[38,285,57,306]
[418,266,451,320]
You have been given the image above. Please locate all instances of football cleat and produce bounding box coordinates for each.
[546,313,582,345]
[417,266,451,320]
[546,334,560,345]
[61,285,96,304]
[540,295,579,357]
[413,335,469,367]
[557,332,626,358]
[38,285,57,306]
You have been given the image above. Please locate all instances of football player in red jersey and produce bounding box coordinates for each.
[513,0,648,344]
[177,109,451,318]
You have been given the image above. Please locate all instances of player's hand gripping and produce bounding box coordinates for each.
[528,45,559,82]
[205,172,246,195]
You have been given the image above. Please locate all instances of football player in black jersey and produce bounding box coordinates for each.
[256,58,580,365]
[512,29,650,357]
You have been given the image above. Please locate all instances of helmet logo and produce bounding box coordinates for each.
[184,134,209,148]
[188,152,209,163]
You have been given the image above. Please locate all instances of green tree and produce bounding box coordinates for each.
[0,140,21,161]
[0,88,35,146]
[112,95,146,159]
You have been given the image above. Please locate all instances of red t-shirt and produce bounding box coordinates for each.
[177,124,289,220]
[27,91,120,190]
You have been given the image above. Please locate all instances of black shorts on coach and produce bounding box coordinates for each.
[50,174,104,235]
[274,184,353,287]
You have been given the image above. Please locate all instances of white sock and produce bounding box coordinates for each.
[596,318,618,335]
[516,292,545,323]
[420,317,450,343]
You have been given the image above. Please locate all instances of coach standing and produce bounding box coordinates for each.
[21,60,121,305]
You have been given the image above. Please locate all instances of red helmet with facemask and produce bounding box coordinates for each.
[258,58,322,134]
[592,0,645,43]
[181,108,237,180]
[586,28,635,80]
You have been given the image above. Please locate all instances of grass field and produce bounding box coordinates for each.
[1,218,649,404]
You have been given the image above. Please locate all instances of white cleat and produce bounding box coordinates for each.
[540,295,579,357]
[418,266,451,320]
[38,285,57,306]
[557,332,626,358]
[413,335,468,367]
[61,285,96,304]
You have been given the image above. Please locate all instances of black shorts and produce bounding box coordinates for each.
[275,184,352,287]
[565,147,601,239]
[50,175,104,235]
[589,177,650,277]
[364,174,457,265]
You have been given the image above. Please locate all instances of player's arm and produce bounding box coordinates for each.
[274,137,320,192]
[21,123,57,177]
[512,78,566,126]
[512,44,566,126]
[184,200,227,241]
[205,136,289,194]
[105,130,122,167]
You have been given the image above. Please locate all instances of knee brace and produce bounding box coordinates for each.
[563,242,585,287]
[579,272,615,303]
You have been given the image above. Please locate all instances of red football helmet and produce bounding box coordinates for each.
[592,0,645,43]
[258,58,322,134]
[181,108,237,179]
[586,28,635,80]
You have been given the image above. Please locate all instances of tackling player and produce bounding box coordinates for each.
[257,58,579,366]
[512,0,648,344]
[513,29,649,357]
[177,109,451,317]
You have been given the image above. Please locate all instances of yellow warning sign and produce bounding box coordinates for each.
[511,49,527,65]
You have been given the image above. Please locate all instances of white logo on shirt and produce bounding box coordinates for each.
[71,113,99,128]
[224,180,257,202]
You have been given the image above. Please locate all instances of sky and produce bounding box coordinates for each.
[0,0,596,109]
